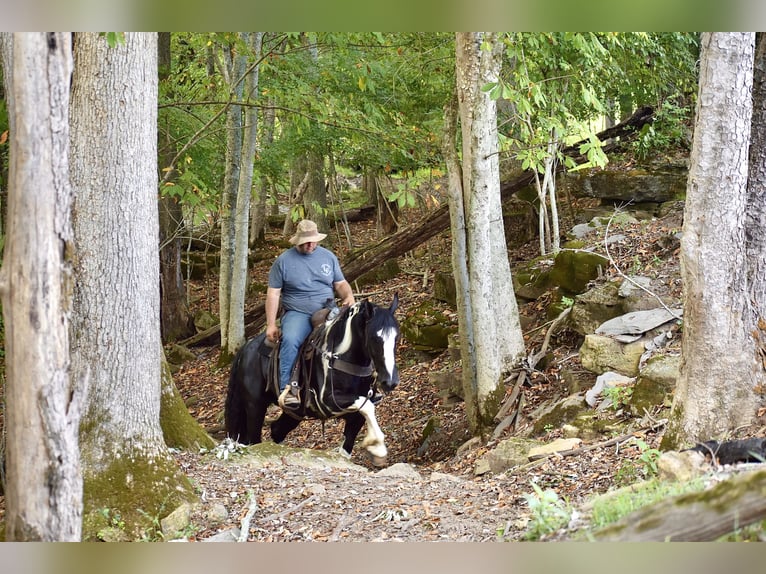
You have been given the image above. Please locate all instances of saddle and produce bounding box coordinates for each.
[260,306,336,415]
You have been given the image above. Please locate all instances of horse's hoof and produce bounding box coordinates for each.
[368,454,387,467]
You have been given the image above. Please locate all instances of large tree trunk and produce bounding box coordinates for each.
[455,32,526,432]
[747,33,766,393]
[158,31,193,343]
[69,32,195,540]
[662,33,760,449]
[0,32,84,542]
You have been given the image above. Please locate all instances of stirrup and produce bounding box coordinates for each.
[278,385,300,409]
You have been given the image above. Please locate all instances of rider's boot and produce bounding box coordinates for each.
[278,381,301,409]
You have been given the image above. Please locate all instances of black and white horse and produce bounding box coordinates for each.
[224,295,400,466]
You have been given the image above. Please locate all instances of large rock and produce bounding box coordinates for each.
[579,334,646,377]
[400,300,457,353]
[565,163,687,203]
[629,354,680,416]
[548,250,609,295]
[570,279,679,336]
[480,437,542,474]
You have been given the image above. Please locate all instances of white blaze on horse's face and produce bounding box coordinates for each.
[377,326,397,378]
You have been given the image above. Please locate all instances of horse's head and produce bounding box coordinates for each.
[360,293,400,394]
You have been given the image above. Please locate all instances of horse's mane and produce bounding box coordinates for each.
[324,300,398,350]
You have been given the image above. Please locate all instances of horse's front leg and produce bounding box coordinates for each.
[353,398,387,466]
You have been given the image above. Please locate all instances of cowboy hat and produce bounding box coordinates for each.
[289,219,327,245]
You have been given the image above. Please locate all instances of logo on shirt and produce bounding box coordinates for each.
[321,263,332,276]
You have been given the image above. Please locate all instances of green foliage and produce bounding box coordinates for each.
[631,99,692,159]
[522,481,572,540]
[99,32,126,48]
[602,384,633,411]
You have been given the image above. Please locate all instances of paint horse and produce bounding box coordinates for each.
[224,295,400,466]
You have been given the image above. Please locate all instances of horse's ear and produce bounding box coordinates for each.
[390,293,399,313]
[361,299,374,318]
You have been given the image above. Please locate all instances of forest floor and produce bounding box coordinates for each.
[167,196,690,542]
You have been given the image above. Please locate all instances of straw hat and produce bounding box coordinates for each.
[289,219,327,245]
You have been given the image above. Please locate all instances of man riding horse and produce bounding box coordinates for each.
[265,219,356,410]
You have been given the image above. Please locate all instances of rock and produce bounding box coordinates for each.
[376,463,422,480]
[160,502,193,540]
[205,503,229,525]
[483,437,542,474]
[429,370,464,404]
[194,309,218,333]
[630,354,680,415]
[657,450,709,482]
[530,393,588,435]
[399,300,457,353]
[579,334,646,377]
[585,371,635,408]
[566,164,688,203]
[356,258,401,287]
[201,528,241,542]
[548,249,609,295]
[433,270,457,307]
[562,424,580,438]
[528,438,582,458]
[165,343,196,366]
[596,308,683,339]
[569,281,624,335]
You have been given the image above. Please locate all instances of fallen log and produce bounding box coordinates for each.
[592,468,766,541]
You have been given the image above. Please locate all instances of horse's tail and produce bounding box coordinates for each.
[224,342,249,441]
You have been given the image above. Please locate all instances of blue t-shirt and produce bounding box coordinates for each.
[268,245,346,314]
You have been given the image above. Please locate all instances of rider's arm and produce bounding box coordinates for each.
[334,280,355,307]
[265,287,282,341]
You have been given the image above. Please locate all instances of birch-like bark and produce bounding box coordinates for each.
[1,32,83,542]
[665,33,759,446]
[228,32,263,354]
[218,38,246,353]
[455,32,526,430]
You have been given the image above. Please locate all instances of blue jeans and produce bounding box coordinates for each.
[279,310,313,391]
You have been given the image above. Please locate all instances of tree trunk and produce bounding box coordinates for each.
[158,32,193,343]
[455,32,526,432]
[250,98,275,246]
[69,32,195,540]
[746,33,766,395]
[0,32,84,542]
[227,32,263,357]
[663,33,760,448]
[442,90,476,431]
[218,37,246,356]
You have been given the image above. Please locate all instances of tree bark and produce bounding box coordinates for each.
[218,37,246,355]
[69,32,195,539]
[227,32,263,357]
[455,32,526,431]
[158,31,193,343]
[663,33,759,448]
[0,32,84,542]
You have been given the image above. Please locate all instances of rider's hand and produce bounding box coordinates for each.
[266,324,280,343]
